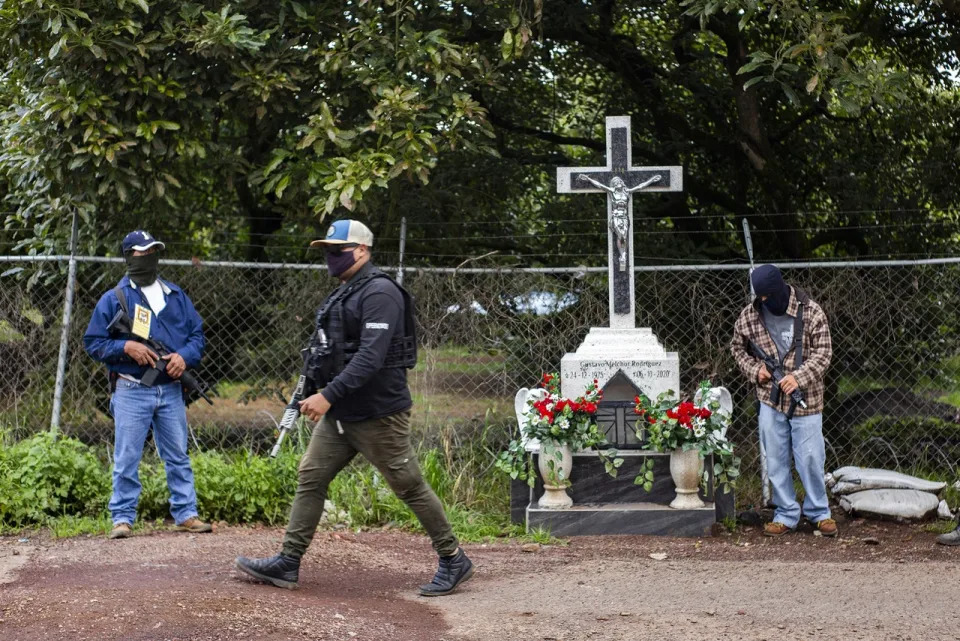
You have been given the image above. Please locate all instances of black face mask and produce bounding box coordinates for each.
[325,248,358,277]
[751,264,791,316]
[125,253,160,287]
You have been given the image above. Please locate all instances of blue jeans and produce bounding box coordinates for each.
[109,379,199,526]
[759,403,831,528]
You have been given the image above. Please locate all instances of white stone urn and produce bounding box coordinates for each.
[669,448,705,509]
[537,439,573,509]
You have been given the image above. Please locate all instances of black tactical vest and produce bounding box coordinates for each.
[312,269,417,382]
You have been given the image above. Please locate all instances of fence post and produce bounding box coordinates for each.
[50,208,79,434]
[397,216,407,286]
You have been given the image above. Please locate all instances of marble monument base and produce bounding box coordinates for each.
[527,501,716,537]
[512,452,735,536]
[514,325,733,536]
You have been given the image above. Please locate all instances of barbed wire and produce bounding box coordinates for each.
[9,220,956,252]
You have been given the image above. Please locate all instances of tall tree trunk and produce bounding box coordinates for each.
[718,19,807,258]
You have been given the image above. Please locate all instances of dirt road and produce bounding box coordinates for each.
[2,520,959,640]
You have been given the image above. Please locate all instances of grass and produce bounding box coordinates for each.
[525,526,564,545]
[410,393,513,426]
[183,343,514,429]
[415,345,506,376]
[835,354,960,408]
[45,514,112,538]
[4,515,181,539]
[326,425,515,543]
[923,520,957,535]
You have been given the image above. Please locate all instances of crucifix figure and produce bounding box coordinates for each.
[578,173,662,272]
[557,116,683,329]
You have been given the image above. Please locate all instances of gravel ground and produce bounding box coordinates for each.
[2,517,960,640]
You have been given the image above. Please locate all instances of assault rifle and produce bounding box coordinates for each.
[269,330,330,458]
[748,339,807,419]
[106,310,213,405]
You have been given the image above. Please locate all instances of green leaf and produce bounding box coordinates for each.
[290,2,308,19]
[780,82,801,105]
[133,0,150,14]
[275,175,291,198]
[501,29,514,61]
[737,59,766,75]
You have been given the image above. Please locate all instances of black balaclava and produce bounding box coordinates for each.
[125,252,160,287]
[751,264,791,316]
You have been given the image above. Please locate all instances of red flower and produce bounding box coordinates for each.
[698,408,712,419]
[667,405,693,427]
[533,399,554,421]
[646,415,656,424]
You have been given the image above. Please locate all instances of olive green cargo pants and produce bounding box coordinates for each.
[282,410,459,559]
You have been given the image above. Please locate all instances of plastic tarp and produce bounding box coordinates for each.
[838,489,941,521]
[827,466,946,496]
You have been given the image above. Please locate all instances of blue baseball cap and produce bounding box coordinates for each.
[121,230,165,253]
[310,219,374,247]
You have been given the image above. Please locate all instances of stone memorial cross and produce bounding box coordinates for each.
[556,116,683,329]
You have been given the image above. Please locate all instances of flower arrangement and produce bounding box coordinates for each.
[632,381,740,493]
[497,373,623,487]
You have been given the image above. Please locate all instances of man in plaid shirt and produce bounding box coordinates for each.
[731,264,837,537]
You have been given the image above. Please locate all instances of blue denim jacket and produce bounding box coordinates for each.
[83,275,205,382]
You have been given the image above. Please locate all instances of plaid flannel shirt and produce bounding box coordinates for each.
[730,287,832,416]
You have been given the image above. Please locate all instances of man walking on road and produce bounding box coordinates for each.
[235,219,474,596]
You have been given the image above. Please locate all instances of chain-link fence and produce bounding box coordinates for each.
[3,256,960,492]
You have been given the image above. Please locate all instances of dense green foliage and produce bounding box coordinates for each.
[0,431,512,538]
[138,449,301,524]
[0,1,957,263]
[0,432,109,525]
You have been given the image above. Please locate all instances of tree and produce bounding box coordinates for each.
[1,1,958,264]
[0,0,495,260]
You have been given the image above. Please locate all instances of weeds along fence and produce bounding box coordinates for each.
[3,255,960,487]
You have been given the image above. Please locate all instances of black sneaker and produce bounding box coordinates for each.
[235,553,300,589]
[419,549,474,597]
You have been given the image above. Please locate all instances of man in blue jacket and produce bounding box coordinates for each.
[84,230,211,539]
